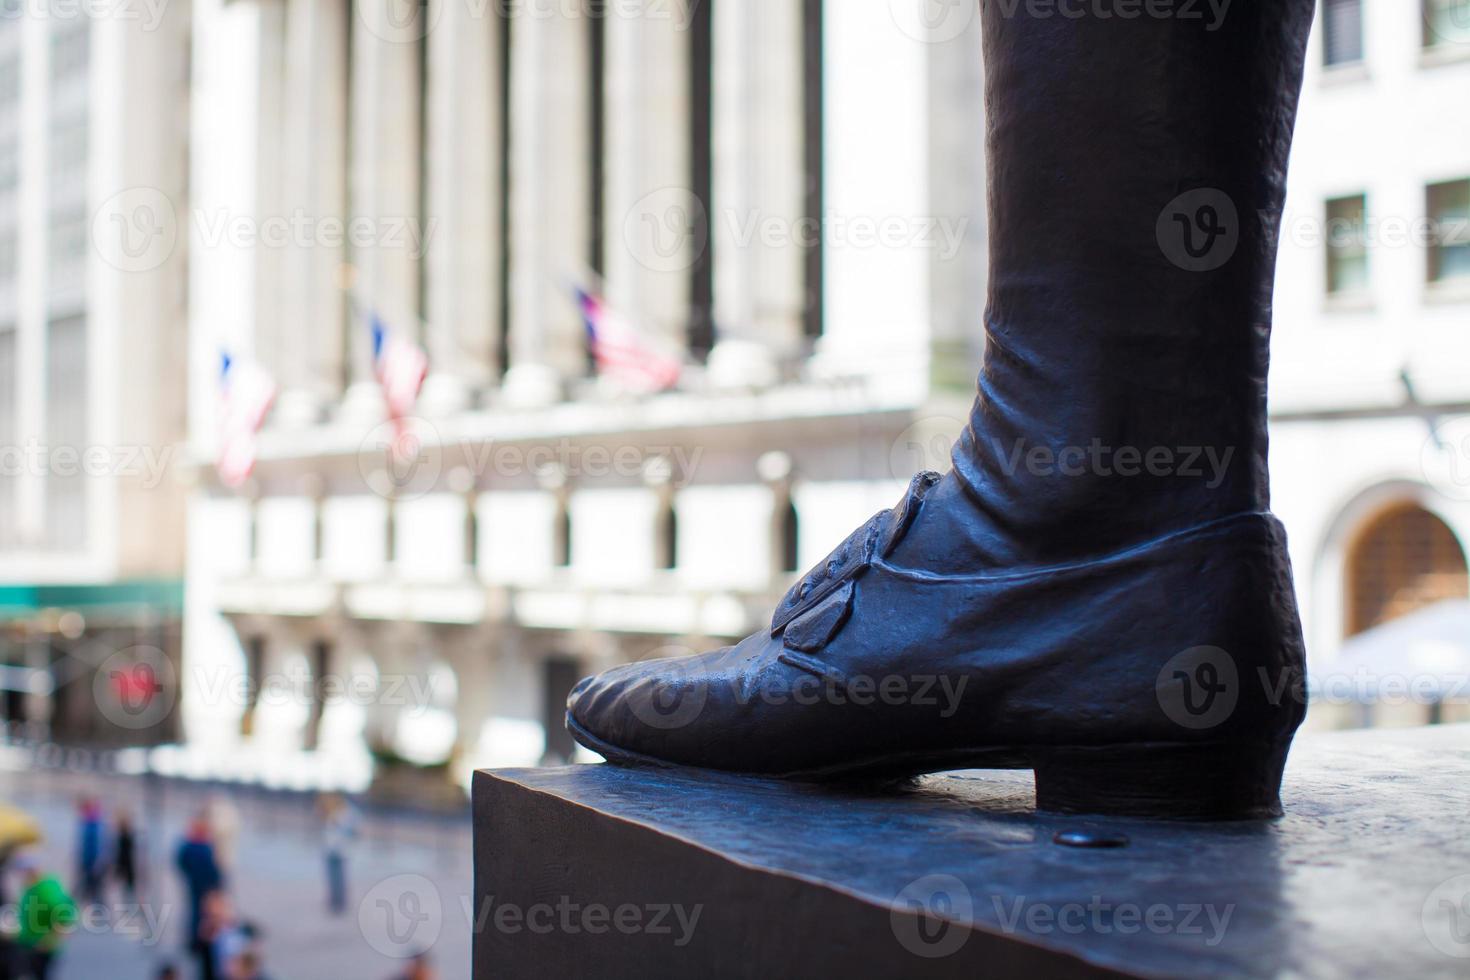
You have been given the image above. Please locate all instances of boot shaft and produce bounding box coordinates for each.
[955,0,1317,561]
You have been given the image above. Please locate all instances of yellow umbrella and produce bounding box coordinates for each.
[0,804,42,850]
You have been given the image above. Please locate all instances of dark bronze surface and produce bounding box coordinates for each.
[476,727,1470,978]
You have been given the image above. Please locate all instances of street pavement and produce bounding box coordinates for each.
[0,766,473,980]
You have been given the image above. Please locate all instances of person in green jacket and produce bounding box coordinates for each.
[11,852,77,980]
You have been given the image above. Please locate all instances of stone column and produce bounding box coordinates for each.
[276,0,350,423]
[602,0,691,351]
[254,0,288,407]
[421,0,503,413]
[709,0,806,387]
[809,0,930,393]
[503,0,591,406]
[344,0,424,417]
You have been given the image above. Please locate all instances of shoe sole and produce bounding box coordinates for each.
[566,713,1289,821]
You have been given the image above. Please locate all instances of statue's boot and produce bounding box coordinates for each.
[567,0,1317,818]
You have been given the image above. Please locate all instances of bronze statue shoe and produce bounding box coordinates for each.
[568,0,1319,819]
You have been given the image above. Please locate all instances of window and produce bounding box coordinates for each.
[1347,505,1468,636]
[1424,0,1470,48]
[1325,194,1369,296]
[1427,179,1470,285]
[1322,0,1363,67]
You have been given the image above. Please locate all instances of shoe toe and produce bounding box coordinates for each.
[566,652,727,763]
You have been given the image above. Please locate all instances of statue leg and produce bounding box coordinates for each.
[567,0,1318,819]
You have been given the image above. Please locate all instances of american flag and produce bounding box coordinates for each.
[371,312,428,428]
[216,351,277,488]
[576,288,682,393]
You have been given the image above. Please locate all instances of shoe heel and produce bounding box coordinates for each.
[1031,741,1290,820]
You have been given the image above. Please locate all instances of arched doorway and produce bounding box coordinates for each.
[1346,503,1469,636]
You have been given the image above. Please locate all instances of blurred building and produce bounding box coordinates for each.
[180,0,988,788]
[1272,0,1470,727]
[0,3,191,744]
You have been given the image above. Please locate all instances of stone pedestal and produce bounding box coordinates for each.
[474,726,1470,978]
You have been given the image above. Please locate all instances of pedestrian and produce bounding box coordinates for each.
[112,809,140,902]
[318,794,357,916]
[204,796,240,882]
[391,952,435,980]
[74,797,107,909]
[9,852,77,980]
[223,948,271,980]
[174,816,222,966]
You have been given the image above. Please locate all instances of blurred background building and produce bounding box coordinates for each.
[1272,0,1470,728]
[0,0,190,746]
[178,0,988,792]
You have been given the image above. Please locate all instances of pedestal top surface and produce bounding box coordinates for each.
[485,725,1470,978]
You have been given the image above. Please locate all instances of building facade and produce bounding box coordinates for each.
[180,0,988,789]
[0,0,191,746]
[1272,0,1470,727]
